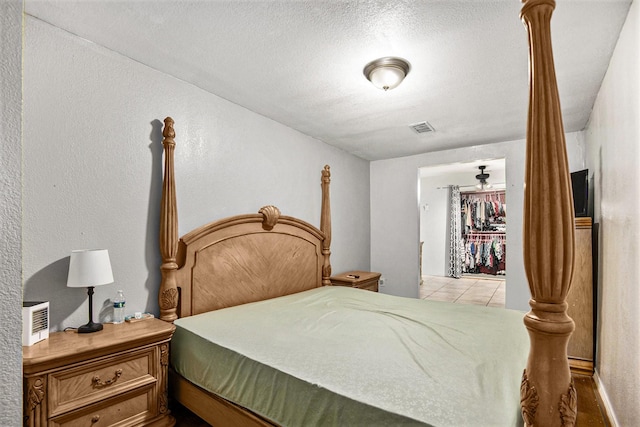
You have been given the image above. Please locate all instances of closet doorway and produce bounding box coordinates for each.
[418,159,506,308]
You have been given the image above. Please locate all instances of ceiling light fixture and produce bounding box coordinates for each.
[475,165,492,190]
[363,57,411,91]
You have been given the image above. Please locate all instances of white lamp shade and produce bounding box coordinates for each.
[369,66,406,91]
[67,249,114,288]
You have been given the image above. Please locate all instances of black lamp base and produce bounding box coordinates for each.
[78,320,103,334]
[77,285,103,334]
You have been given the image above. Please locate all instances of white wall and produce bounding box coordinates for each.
[584,1,640,423]
[0,1,24,424]
[371,132,585,310]
[22,17,371,332]
[419,181,448,276]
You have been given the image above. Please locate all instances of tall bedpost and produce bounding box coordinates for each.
[320,165,332,286]
[520,1,577,426]
[159,117,179,322]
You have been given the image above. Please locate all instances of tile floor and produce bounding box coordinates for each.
[420,275,505,308]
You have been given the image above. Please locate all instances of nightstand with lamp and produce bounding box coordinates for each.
[23,249,176,426]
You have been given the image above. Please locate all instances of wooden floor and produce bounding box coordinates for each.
[172,374,609,426]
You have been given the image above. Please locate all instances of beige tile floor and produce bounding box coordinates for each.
[420,275,505,308]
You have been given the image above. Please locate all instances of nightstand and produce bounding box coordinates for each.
[23,318,176,427]
[330,271,381,292]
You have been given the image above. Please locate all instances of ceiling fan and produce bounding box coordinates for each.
[475,166,492,190]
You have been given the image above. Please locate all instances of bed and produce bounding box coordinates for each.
[158,0,578,425]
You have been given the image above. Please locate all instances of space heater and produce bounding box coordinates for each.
[23,301,49,346]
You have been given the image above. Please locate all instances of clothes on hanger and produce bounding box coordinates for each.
[462,234,506,275]
[460,191,506,233]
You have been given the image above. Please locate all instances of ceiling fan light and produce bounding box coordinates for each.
[474,165,492,190]
[364,57,411,91]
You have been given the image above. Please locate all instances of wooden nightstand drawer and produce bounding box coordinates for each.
[24,320,176,427]
[352,280,378,292]
[49,347,157,417]
[50,385,155,427]
[330,271,381,292]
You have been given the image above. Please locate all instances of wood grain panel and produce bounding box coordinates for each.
[567,218,594,367]
[50,386,154,427]
[192,232,319,313]
[175,215,324,317]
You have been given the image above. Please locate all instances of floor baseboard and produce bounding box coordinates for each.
[593,370,617,427]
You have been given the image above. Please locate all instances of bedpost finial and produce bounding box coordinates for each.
[322,165,331,182]
[163,117,175,141]
[259,205,281,231]
[520,0,556,20]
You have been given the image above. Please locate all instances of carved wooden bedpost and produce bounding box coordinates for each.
[320,165,332,286]
[159,117,179,322]
[520,1,577,425]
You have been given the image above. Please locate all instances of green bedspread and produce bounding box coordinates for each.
[172,286,528,426]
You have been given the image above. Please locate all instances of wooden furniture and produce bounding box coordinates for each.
[519,0,579,424]
[158,118,332,322]
[330,271,380,292]
[158,0,580,423]
[23,319,176,427]
[157,118,527,426]
[567,217,594,375]
[159,119,332,424]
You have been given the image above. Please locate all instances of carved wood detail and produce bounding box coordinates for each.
[160,287,179,312]
[159,343,170,414]
[25,375,46,427]
[320,165,332,285]
[520,370,539,426]
[259,205,281,230]
[159,117,179,322]
[560,379,577,427]
[520,0,577,425]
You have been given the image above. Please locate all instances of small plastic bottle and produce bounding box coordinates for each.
[113,290,126,324]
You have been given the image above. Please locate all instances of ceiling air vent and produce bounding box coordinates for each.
[409,121,435,134]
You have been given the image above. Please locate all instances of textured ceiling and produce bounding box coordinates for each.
[25,1,631,160]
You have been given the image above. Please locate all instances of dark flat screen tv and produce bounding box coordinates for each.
[571,169,589,217]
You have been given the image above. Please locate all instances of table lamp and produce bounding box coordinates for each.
[67,249,114,333]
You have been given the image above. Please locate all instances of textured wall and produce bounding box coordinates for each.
[585,1,639,424]
[23,17,370,332]
[370,132,585,310]
[0,1,23,425]
[371,139,527,307]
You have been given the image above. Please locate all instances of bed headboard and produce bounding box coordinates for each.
[157,118,332,320]
[176,208,325,316]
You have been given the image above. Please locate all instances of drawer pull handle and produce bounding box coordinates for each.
[92,369,122,388]
[91,414,100,423]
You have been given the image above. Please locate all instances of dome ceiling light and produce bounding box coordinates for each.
[363,57,411,91]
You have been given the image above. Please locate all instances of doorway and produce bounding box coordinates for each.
[418,159,506,308]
